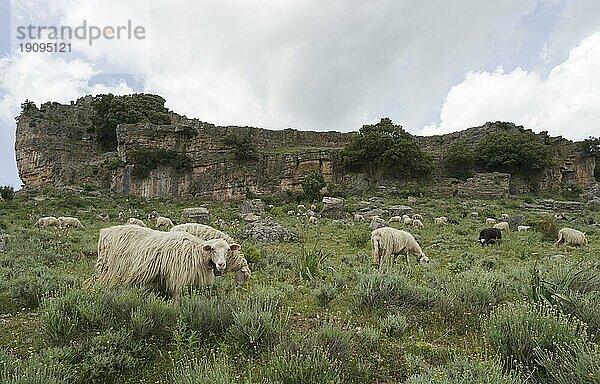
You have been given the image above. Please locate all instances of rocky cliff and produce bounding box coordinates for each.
[15,95,597,199]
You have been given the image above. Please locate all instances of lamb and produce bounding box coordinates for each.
[412,219,424,228]
[156,216,174,230]
[434,217,447,225]
[127,218,147,227]
[310,204,317,211]
[412,214,423,221]
[297,204,306,212]
[170,223,251,282]
[517,225,531,232]
[403,217,413,225]
[471,211,479,217]
[402,214,410,220]
[308,216,318,225]
[493,222,509,231]
[287,210,295,216]
[58,216,84,229]
[555,228,588,249]
[35,216,61,228]
[486,218,497,225]
[91,225,240,298]
[371,227,429,268]
[479,228,502,246]
[501,213,510,220]
[388,216,403,224]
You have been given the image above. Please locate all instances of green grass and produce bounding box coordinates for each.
[0,187,599,383]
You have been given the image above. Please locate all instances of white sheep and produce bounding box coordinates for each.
[403,217,413,225]
[555,228,588,249]
[412,214,423,221]
[156,216,174,230]
[402,214,410,220]
[470,211,479,217]
[434,217,447,225]
[388,216,403,224]
[517,225,530,232]
[287,210,295,216]
[35,216,61,228]
[486,218,497,225]
[412,219,424,228]
[127,218,147,227]
[310,204,317,211]
[501,213,510,220]
[170,223,251,282]
[91,225,240,298]
[296,204,306,212]
[304,210,316,217]
[371,227,429,268]
[58,216,84,229]
[308,216,318,225]
[493,222,509,231]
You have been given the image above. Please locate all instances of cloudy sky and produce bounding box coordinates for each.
[1,0,600,187]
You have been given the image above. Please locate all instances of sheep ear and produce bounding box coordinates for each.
[202,244,212,252]
[229,243,240,252]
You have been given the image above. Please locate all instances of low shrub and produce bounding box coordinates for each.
[312,282,337,307]
[178,293,233,339]
[170,355,235,384]
[485,302,587,378]
[310,324,353,361]
[379,313,408,337]
[406,357,521,384]
[537,342,600,384]
[355,271,437,309]
[266,347,342,384]
[296,248,328,281]
[539,216,559,242]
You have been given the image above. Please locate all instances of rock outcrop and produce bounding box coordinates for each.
[15,96,597,199]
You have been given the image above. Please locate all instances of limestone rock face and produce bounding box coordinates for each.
[388,205,413,217]
[181,207,210,223]
[320,196,345,218]
[456,173,511,199]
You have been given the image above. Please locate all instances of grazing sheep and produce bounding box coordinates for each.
[371,227,429,268]
[402,214,410,220]
[388,216,403,224]
[35,216,61,228]
[412,214,423,221]
[493,222,509,231]
[471,211,479,217]
[304,210,316,217]
[287,210,295,216]
[308,216,318,225]
[434,217,447,225]
[412,219,424,228]
[58,216,84,229]
[92,225,240,298]
[296,204,306,212]
[501,213,510,220]
[267,204,274,209]
[310,204,317,211]
[555,228,588,249]
[517,225,531,232]
[479,228,502,246]
[156,216,174,230]
[127,218,146,227]
[170,223,250,282]
[403,217,413,225]
[354,213,365,221]
[486,218,497,225]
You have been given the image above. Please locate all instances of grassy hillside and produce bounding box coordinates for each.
[0,188,599,383]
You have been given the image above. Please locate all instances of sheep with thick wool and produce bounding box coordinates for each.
[127,218,146,227]
[412,219,424,228]
[388,216,403,224]
[486,218,497,225]
[493,222,509,231]
[412,214,423,221]
[434,217,447,225]
[156,216,174,230]
[371,227,429,268]
[518,225,530,232]
[59,216,83,229]
[170,223,251,283]
[555,228,588,249]
[92,225,240,298]
[36,216,61,228]
[403,217,413,225]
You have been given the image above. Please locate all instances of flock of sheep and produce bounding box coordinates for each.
[34,204,589,299]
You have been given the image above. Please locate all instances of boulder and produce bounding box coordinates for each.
[244,219,294,243]
[241,213,261,222]
[320,196,345,218]
[239,199,265,214]
[369,217,387,231]
[359,208,386,219]
[181,207,210,223]
[388,205,413,217]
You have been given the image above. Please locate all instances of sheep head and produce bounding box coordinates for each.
[202,239,240,273]
[418,253,430,265]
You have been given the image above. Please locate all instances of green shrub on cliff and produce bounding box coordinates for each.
[91,94,171,151]
[130,149,192,179]
[443,140,475,180]
[223,132,259,162]
[476,130,551,174]
[302,171,325,202]
[340,118,434,179]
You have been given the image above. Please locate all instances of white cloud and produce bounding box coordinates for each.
[421,32,600,140]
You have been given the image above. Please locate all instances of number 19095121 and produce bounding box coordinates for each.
[19,42,72,53]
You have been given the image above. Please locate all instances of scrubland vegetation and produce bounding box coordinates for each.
[0,186,599,383]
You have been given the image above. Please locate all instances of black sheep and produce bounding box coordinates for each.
[479,227,502,246]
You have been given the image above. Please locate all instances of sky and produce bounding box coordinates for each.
[1,0,600,187]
